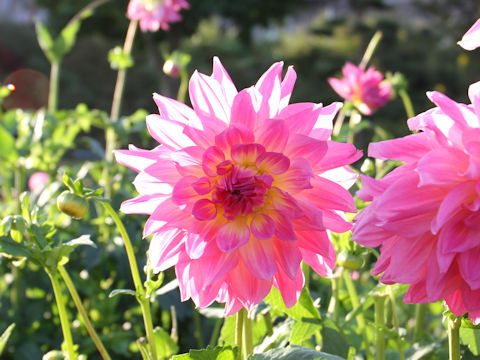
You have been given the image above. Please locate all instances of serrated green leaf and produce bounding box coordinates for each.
[0,236,31,258]
[290,319,320,345]
[0,323,15,355]
[109,289,138,298]
[173,345,237,360]
[265,287,321,321]
[248,345,344,360]
[460,327,480,355]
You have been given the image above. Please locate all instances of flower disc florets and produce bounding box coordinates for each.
[116,57,361,314]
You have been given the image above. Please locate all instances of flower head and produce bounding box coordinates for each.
[127,0,189,32]
[28,171,49,193]
[352,81,480,325]
[458,18,480,51]
[116,57,361,315]
[328,62,391,116]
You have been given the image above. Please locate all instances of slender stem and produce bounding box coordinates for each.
[242,309,253,360]
[327,276,340,324]
[48,61,60,113]
[360,31,383,70]
[332,107,346,137]
[177,70,189,103]
[414,303,427,342]
[399,89,415,119]
[208,318,223,346]
[170,305,178,342]
[235,310,244,360]
[192,304,204,348]
[65,0,110,30]
[374,295,386,360]
[347,110,362,144]
[101,201,157,360]
[343,270,371,359]
[448,315,461,360]
[263,312,273,336]
[45,268,76,360]
[387,287,405,360]
[58,265,111,360]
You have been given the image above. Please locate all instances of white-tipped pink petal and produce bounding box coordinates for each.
[146,114,195,150]
[216,217,251,252]
[212,56,238,106]
[458,18,480,51]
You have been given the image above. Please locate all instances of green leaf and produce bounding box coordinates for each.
[54,20,81,58]
[265,287,321,321]
[153,327,179,359]
[320,319,349,358]
[108,46,134,70]
[35,21,57,62]
[289,319,320,345]
[0,236,31,258]
[108,289,138,298]
[173,345,237,360]
[0,324,15,356]
[460,327,480,355]
[248,345,345,360]
[0,216,13,236]
[0,124,17,161]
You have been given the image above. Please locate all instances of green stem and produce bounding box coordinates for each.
[58,265,111,360]
[48,61,60,113]
[101,202,157,360]
[235,310,244,360]
[399,89,415,119]
[343,270,371,359]
[448,315,461,360]
[374,295,386,360]
[208,318,223,346]
[360,31,383,69]
[192,305,204,348]
[327,276,340,324]
[387,287,405,360]
[414,303,427,342]
[242,309,253,360]
[263,312,273,336]
[177,70,189,103]
[45,268,76,360]
[347,110,361,144]
[332,107,346,138]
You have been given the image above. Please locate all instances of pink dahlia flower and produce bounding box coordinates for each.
[127,0,189,32]
[352,81,480,325]
[28,171,49,193]
[115,57,361,315]
[328,62,392,116]
[458,18,480,51]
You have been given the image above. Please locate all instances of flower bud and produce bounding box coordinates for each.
[56,191,88,219]
[337,249,364,271]
[163,58,180,78]
[42,350,64,360]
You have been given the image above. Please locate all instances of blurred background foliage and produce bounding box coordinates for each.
[1,0,480,359]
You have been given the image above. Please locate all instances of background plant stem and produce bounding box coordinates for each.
[242,309,253,360]
[374,295,386,360]
[414,303,427,341]
[48,61,60,113]
[448,315,461,360]
[399,89,415,119]
[235,310,244,360]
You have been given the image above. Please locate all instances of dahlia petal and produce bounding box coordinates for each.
[192,199,217,221]
[255,62,283,119]
[141,161,181,186]
[146,114,195,150]
[293,196,325,231]
[328,78,350,99]
[273,237,302,279]
[461,284,480,313]
[296,230,333,260]
[114,145,168,172]
[230,88,259,131]
[353,205,396,248]
[284,134,327,167]
[315,141,362,173]
[404,280,429,304]
[270,188,304,219]
[185,231,216,259]
[279,65,297,110]
[215,124,255,153]
[192,177,213,195]
[256,152,290,175]
[273,267,304,308]
[309,102,343,141]
[149,228,186,272]
[153,92,203,130]
[202,146,225,177]
[438,215,480,254]
[274,158,314,192]
[256,119,289,152]
[144,198,193,237]
[239,236,277,279]
[427,91,474,129]
[120,194,169,215]
[193,252,239,286]
[321,166,358,190]
[417,147,470,187]
[278,102,324,136]
[368,133,435,162]
[310,176,357,213]
[458,18,480,51]
[189,70,230,124]
[250,213,275,240]
[458,248,480,289]
[172,176,199,205]
[212,56,238,106]
[321,209,352,233]
[231,143,265,165]
[371,237,400,276]
[270,211,297,241]
[216,217,250,252]
[300,247,335,277]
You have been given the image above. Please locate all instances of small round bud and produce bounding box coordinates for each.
[57,191,88,219]
[163,59,180,78]
[337,249,364,271]
[42,350,64,360]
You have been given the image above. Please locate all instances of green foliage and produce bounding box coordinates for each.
[248,345,344,360]
[173,345,237,360]
[0,324,15,356]
[108,46,134,70]
[35,19,81,64]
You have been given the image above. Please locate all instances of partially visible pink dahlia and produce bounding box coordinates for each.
[352,81,480,325]
[115,57,362,314]
[458,18,480,51]
[328,62,392,116]
[127,0,189,32]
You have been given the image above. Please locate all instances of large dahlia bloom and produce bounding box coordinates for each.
[127,0,189,32]
[458,18,480,51]
[353,81,480,324]
[328,62,392,116]
[115,58,361,314]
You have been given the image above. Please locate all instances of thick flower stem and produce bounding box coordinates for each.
[387,287,405,360]
[45,268,76,360]
[58,265,112,360]
[242,309,253,360]
[448,315,461,360]
[360,31,383,70]
[235,310,244,360]
[414,303,427,342]
[374,294,386,360]
[48,61,60,113]
[399,89,415,119]
[101,202,157,360]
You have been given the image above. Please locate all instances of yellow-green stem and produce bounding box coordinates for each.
[177,70,189,103]
[448,315,461,360]
[347,110,361,144]
[46,268,76,360]
[414,303,427,341]
[242,309,253,360]
[328,276,340,324]
[399,89,415,119]
[101,202,157,360]
[48,61,60,113]
[192,305,204,348]
[58,265,111,360]
[332,107,346,138]
[360,31,383,70]
[374,295,386,360]
[387,287,405,360]
[235,310,244,360]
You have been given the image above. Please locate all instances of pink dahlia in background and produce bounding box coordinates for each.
[458,18,480,51]
[115,57,362,314]
[353,81,480,325]
[328,62,392,116]
[28,171,49,193]
[127,0,189,32]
